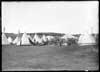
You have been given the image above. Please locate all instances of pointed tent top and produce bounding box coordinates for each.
[34,33,38,37]
[18,30,20,34]
[43,34,46,37]
[17,30,21,37]
[21,32,31,45]
[42,34,47,40]
[3,27,5,33]
[23,32,27,34]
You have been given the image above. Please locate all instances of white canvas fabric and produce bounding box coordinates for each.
[2,33,10,45]
[33,34,42,43]
[13,36,21,45]
[61,34,69,42]
[67,34,77,39]
[46,36,54,41]
[61,34,76,39]
[61,34,77,44]
[8,37,13,43]
[37,38,43,43]
[21,33,31,45]
[78,34,96,46]
[16,40,21,45]
[13,37,19,44]
[32,37,35,43]
[42,35,47,42]
[61,35,67,39]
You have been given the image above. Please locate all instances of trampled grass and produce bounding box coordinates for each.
[2,45,98,71]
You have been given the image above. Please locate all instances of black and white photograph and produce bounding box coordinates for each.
[1,1,99,71]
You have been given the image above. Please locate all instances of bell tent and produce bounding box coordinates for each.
[21,32,31,45]
[78,33,96,46]
[33,34,43,43]
[2,33,10,45]
[13,36,21,45]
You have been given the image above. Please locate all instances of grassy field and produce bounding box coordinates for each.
[2,45,98,71]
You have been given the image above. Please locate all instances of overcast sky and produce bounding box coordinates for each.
[2,1,98,34]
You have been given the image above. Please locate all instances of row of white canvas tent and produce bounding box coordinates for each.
[2,32,96,46]
[2,32,54,45]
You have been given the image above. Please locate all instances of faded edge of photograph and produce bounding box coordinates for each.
[1,1,99,71]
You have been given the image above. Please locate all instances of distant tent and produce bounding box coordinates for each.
[61,34,77,39]
[42,35,47,42]
[2,33,10,45]
[21,32,31,45]
[33,34,42,43]
[12,30,21,45]
[61,35,67,39]
[27,35,34,45]
[13,36,21,45]
[8,37,13,43]
[46,36,54,41]
[16,39,21,45]
[67,34,77,39]
[78,34,96,46]
[61,34,69,43]
[13,37,18,44]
